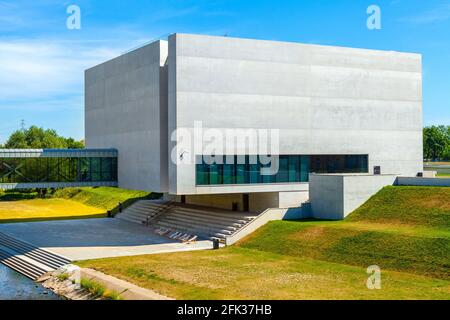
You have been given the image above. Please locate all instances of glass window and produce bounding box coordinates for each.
[222,163,235,184]
[195,154,368,186]
[300,156,310,182]
[276,156,289,183]
[0,156,118,184]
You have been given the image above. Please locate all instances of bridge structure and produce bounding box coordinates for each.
[0,149,118,190]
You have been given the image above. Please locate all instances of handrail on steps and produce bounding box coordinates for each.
[144,201,175,227]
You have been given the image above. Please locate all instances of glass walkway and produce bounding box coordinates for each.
[0,149,118,190]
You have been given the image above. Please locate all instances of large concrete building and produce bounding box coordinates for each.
[85,33,423,213]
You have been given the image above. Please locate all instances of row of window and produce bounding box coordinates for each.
[0,157,118,183]
[196,155,368,186]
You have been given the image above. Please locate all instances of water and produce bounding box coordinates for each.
[0,264,61,300]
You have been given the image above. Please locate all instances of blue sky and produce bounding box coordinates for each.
[0,0,449,143]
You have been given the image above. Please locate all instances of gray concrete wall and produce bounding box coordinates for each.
[184,190,309,213]
[309,174,344,219]
[249,192,279,213]
[309,173,397,220]
[85,40,169,192]
[185,193,244,211]
[278,191,309,208]
[168,33,423,195]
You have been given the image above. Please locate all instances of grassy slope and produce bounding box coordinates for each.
[79,186,450,299]
[346,186,449,228]
[52,187,156,213]
[0,187,157,223]
[241,186,450,280]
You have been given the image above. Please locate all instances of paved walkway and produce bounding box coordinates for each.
[0,218,213,261]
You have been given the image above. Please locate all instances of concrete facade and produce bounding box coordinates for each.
[167,33,422,196]
[85,33,423,213]
[309,173,398,220]
[85,40,169,192]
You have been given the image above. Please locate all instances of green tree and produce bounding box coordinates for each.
[3,130,28,148]
[2,126,84,149]
[423,125,450,161]
[66,137,85,149]
[441,126,450,160]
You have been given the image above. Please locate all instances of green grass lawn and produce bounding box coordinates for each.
[78,186,450,300]
[346,186,450,228]
[437,173,450,178]
[0,186,157,223]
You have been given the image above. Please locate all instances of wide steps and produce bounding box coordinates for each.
[0,233,69,269]
[173,206,255,221]
[116,210,156,222]
[159,215,236,234]
[139,202,255,221]
[169,209,250,225]
[116,214,143,224]
[115,200,258,242]
[115,200,173,224]
[152,218,233,238]
[155,220,233,239]
[0,232,71,280]
[152,220,228,241]
[0,249,47,280]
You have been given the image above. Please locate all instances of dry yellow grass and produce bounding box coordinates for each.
[0,198,106,223]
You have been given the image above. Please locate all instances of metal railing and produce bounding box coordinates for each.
[144,201,175,227]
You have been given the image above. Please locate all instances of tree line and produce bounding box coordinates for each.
[423,125,450,161]
[0,126,84,149]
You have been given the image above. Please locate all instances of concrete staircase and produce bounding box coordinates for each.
[0,232,71,280]
[115,200,175,225]
[116,200,258,242]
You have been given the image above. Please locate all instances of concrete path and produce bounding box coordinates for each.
[0,218,213,261]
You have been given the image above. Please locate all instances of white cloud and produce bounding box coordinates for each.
[0,40,125,102]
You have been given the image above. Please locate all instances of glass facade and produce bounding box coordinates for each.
[0,157,118,184]
[196,155,368,186]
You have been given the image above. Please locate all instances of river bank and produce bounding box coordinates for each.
[0,264,61,300]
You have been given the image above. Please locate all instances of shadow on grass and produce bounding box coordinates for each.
[0,213,108,224]
[0,192,39,201]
